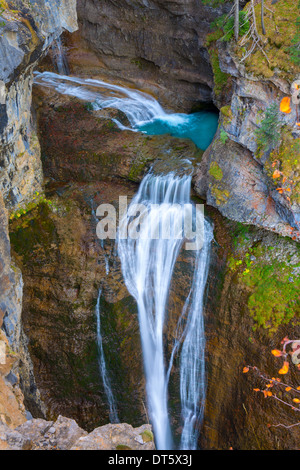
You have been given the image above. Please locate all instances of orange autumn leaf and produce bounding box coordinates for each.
[278,361,289,375]
[253,388,260,392]
[272,169,281,179]
[271,349,282,357]
[280,97,292,114]
[285,387,292,391]
[243,367,249,373]
[281,337,289,343]
[292,398,300,404]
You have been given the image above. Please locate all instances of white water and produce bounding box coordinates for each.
[95,288,119,423]
[51,38,70,76]
[34,71,167,130]
[33,71,218,151]
[117,173,213,450]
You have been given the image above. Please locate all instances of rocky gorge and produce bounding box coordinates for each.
[0,0,299,451]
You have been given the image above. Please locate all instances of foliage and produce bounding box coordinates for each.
[220,128,229,144]
[289,15,300,66]
[9,192,56,221]
[0,4,5,27]
[209,49,231,97]
[266,128,300,213]
[237,0,300,79]
[201,0,229,6]
[255,103,282,153]
[222,11,250,42]
[243,338,300,431]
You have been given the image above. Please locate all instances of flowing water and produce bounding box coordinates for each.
[95,288,119,424]
[34,67,215,448]
[117,173,213,450]
[33,71,218,150]
[51,38,70,76]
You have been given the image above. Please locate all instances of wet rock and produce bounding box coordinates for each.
[33,87,201,184]
[9,182,146,430]
[73,0,233,111]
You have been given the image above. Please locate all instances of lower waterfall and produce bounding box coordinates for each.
[117,173,213,450]
[95,288,119,424]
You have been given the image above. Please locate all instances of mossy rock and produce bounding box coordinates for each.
[140,429,154,443]
[209,161,223,181]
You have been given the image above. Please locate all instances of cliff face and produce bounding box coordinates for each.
[0,0,77,209]
[75,0,234,111]
[0,0,77,428]
[0,0,299,451]
[194,0,300,242]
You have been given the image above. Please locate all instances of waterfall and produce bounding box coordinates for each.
[179,225,212,450]
[95,288,119,424]
[33,71,218,150]
[117,173,213,450]
[33,71,170,129]
[51,38,70,76]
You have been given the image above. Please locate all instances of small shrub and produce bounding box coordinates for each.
[220,129,229,144]
[255,103,282,153]
[223,11,250,42]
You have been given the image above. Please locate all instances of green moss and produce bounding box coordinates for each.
[220,105,232,119]
[209,161,223,181]
[9,192,56,221]
[209,49,231,97]
[244,257,300,333]
[128,158,148,181]
[140,429,154,443]
[228,226,300,334]
[237,0,300,79]
[219,129,228,144]
[211,186,230,205]
[116,445,132,450]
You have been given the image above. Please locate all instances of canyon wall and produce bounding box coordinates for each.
[74,0,235,111]
[0,0,77,428]
[0,0,299,451]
